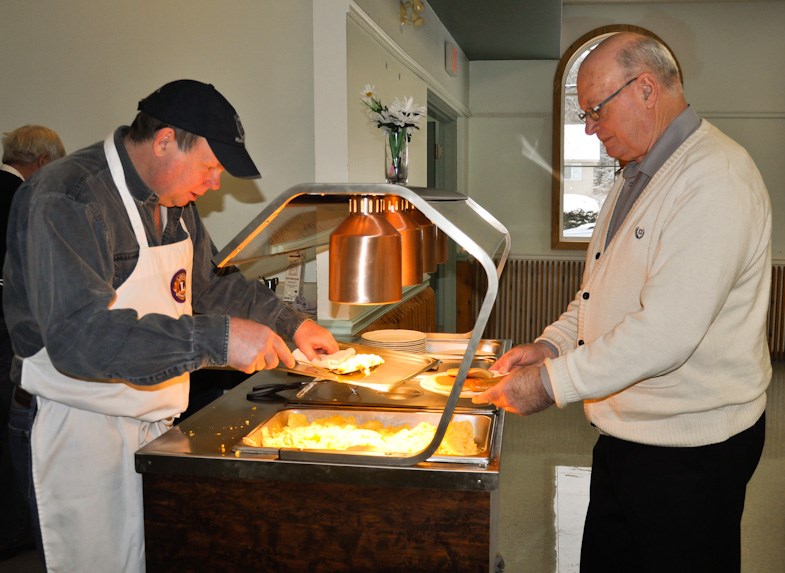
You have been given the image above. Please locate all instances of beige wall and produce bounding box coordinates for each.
[323,3,469,329]
[346,1,470,187]
[346,20,429,187]
[351,0,470,110]
[0,0,317,250]
[2,0,783,263]
[469,1,785,261]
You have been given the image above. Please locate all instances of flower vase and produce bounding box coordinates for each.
[384,129,409,185]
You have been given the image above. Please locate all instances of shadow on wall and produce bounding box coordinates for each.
[197,178,265,216]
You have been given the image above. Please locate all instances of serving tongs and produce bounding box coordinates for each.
[276,341,437,393]
[246,380,323,402]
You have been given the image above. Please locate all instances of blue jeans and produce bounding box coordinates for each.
[8,388,45,567]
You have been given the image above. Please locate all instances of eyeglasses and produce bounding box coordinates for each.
[578,75,640,123]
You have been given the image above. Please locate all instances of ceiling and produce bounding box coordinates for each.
[426,0,562,60]
[424,0,771,61]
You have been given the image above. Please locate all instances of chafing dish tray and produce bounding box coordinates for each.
[235,407,494,466]
[425,336,505,360]
[277,342,437,392]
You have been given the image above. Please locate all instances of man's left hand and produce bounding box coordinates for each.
[292,320,339,360]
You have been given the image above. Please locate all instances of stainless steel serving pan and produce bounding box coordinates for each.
[424,335,505,361]
[235,407,494,466]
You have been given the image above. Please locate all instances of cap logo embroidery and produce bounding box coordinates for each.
[634,227,645,239]
[234,115,245,144]
[170,269,188,303]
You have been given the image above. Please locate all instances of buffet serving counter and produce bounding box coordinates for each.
[136,183,512,571]
[136,337,510,573]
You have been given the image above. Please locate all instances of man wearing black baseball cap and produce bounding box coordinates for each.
[4,79,338,572]
[138,79,260,179]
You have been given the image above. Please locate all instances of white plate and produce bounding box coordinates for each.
[361,341,427,354]
[362,329,427,344]
[362,338,426,346]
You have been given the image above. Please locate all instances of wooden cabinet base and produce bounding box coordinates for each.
[143,473,498,572]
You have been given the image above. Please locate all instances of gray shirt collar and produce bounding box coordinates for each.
[606,106,701,248]
[624,105,701,179]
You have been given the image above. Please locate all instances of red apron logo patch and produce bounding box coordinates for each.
[170,269,187,303]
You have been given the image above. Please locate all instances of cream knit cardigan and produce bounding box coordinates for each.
[539,120,771,447]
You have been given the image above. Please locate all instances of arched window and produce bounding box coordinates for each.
[551,26,680,249]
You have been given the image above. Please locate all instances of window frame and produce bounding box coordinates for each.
[551,25,679,249]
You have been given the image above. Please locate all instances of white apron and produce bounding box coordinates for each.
[23,134,193,572]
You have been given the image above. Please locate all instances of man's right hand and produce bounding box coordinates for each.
[471,364,555,415]
[227,317,295,373]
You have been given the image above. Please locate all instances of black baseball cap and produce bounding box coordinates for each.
[138,79,261,179]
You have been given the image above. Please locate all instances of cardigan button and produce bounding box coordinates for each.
[595,252,601,259]
[578,340,585,346]
[582,292,590,300]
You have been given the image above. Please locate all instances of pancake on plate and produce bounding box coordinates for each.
[436,367,502,393]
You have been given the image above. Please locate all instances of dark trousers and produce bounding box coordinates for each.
[0,317,33,555]
[8,385,46,568]
[580,414,765,573]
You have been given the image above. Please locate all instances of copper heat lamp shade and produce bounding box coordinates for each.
[383,195,423,286]
[329,196,402,304]
[435,228,448,264]
[408,206,437,273]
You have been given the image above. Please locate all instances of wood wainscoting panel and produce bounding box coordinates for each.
[358,286,436,335]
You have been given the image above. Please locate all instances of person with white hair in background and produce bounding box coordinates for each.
[0,124,65,562]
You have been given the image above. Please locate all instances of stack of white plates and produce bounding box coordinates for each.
[361,329,427,353]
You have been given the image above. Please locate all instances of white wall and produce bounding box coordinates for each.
[0,0,317,250]
[346,1,470,187]
[0,0,469,332]
[469,1,785,261]
[352,0,470,110]
[347,20,429,186]
[319,3,470,330]
[4,1,782,265]
[469,60,558,255]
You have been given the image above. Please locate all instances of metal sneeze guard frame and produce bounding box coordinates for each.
[213,182,511,467]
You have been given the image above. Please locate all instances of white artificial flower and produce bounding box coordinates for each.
[361,84,424,134]
[369,111,386,125]
[360,84,376,99]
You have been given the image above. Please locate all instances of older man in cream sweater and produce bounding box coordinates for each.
[476,32,771,573]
